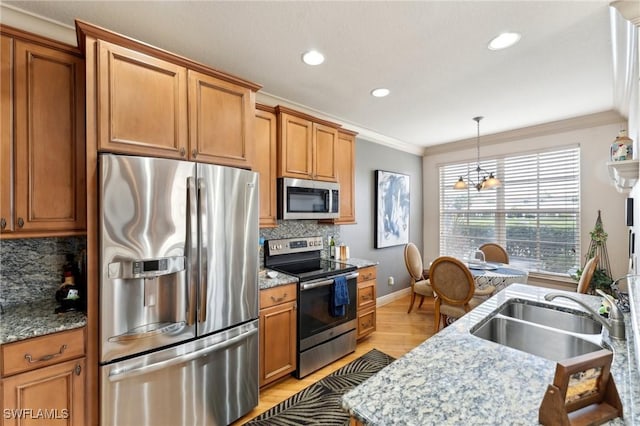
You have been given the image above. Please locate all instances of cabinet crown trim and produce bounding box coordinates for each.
[276,105,341,129]
[75,19,262,92]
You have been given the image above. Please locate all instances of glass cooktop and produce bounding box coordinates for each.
[270,259,356,282]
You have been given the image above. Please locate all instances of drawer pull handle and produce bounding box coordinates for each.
[0,218,6,229]
[17,217,24,228]
[74,363,82,376]
[362,295,373,301]
[270,293,287,303]
[24,344,67,363]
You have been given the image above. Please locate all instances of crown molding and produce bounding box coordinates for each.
[423,110,625,156]
[256,91,425,156]
[0,4,77,45]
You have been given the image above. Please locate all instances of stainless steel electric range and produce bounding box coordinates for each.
[264,236,359,378]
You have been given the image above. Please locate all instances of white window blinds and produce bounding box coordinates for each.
[439,146,580,275]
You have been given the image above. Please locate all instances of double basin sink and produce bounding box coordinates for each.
[470,299,607,361]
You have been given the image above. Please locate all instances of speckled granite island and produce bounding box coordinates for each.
[0,299,86,344]
[342,283,640,425]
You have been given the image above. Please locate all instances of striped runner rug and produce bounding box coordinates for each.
[244,349,395,426]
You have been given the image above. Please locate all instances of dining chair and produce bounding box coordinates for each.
[577,255,599,294]
[429,256,495,332]
[404,243,434,313]
[479,243,509,264]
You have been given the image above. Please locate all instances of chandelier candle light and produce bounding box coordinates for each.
[453,116,502,191]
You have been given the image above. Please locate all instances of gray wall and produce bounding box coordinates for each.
[341,138,423,299]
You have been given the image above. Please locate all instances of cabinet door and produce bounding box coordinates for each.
[2,358,85,426]
[255,107,277,228]
[278,112,313,179]
[97,40,188,158]
[188,70,254,168]
[259,300,296,387]
[1,35,13,233]
[13,40,86,233]
[313,123,338,182]
[335,130,356,223]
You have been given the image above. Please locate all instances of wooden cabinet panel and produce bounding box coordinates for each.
[2,328,86,377]
[2,36,85,236]
[357,308,376,340]
[357,266,377,283]
[1,35,13,233]
[255,105,277,228]
[278,112,313,178]
[259,300,297,387]
[335,130,356,223]
[259,283,297,387]
[97,40,188,159]
[313,123,338,181]
[2,358,85,426]
[188,70,254,168]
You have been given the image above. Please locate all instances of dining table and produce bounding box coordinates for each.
[466,261,528,293]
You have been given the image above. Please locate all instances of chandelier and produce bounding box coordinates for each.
[453,116,501,191]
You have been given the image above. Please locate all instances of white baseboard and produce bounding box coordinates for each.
[376,287,411,307]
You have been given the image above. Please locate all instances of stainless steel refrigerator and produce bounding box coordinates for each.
[98,153,259,426]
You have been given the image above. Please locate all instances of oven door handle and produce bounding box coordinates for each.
[300,272,359,291]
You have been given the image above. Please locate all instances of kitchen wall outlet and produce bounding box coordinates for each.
[387,276,394,286]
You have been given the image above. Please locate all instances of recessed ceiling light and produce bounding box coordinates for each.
[302,50,325,65]
[371,88,390,98]
[488,32,521,50]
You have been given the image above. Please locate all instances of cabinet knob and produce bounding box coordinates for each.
[17,217,24,228]
[180,147,186,157]
[192,149,198,158]
[74,363,82,376]
[0,218,5,229]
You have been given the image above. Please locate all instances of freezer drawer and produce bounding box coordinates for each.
[101,320,258,426]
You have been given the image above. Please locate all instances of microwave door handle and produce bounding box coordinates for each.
[107,326,258,382]
[186,177,197,327]
[197,178,208,324]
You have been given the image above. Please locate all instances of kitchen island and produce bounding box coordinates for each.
[342,283,640,425]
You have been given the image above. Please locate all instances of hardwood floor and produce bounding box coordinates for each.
[233,294,436,425]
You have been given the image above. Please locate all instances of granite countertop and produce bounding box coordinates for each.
[0,299,86,344]
[342,283,639,425]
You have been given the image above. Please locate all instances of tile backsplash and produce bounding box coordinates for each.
[259,220,341,267]
[0,237,86,305]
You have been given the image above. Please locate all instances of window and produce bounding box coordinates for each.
[439,146,580,276]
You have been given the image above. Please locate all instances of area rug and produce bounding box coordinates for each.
[244,349,395,426]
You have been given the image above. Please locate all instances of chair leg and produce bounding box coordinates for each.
[407,292,416,313]
[418,295,425,309]
[433,299,441,333]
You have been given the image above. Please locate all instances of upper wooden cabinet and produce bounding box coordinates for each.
[276,106,339,182]
[255,104,277,228]
[335,129,357,224]
[0,28,86,238]
[96,40,188,159]
[78,20,259,169]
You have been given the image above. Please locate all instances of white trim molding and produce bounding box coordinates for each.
[376,287,411,307]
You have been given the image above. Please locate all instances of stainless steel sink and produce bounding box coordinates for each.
[471,316,604,361]
[497,300,602,335]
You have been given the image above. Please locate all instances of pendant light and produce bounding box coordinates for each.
[453,116,501,191]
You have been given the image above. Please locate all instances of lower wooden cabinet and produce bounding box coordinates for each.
[259,283,297,387]
[1,327,86,426]
[356,266,377,340]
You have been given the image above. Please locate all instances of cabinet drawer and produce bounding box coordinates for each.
[357,266,377,283]
[260,283,297,309]
[2,327,85,377]
[357,308,376,339]
[357,282,376,309]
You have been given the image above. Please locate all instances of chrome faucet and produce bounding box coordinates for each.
[544,289,626,341]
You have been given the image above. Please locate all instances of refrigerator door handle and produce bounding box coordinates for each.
[197,177,208,324]
[107,325,258,382]
[186,177,197,327]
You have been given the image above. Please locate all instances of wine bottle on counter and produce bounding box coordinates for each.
[330,236,336,258]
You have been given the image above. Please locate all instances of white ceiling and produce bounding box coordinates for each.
[2,1,619,151]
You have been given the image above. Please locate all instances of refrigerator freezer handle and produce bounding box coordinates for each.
[186,177,197,327]
[107,325,258,382]
[197,178,208,324]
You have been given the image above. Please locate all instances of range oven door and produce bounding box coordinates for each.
[298,272,358,351]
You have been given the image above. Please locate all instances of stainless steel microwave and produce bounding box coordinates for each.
[278,177,340,220]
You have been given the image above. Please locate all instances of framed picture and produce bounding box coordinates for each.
[554,349,613,412]
[375,170,410,248]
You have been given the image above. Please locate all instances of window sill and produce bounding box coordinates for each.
[527,272,576,291]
